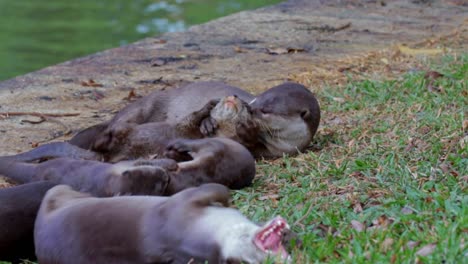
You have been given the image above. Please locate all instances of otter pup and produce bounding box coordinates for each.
[0,157,173,197]
[0,137,255,196]
[0,181,56,263]
[34,184,290,264]
[70,81,320,158]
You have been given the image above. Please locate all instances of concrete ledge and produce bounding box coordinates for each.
[0,0,466,154]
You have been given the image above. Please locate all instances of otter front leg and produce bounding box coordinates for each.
[179,99,220,130]
[235,119,260,148]
[164,139,223,170]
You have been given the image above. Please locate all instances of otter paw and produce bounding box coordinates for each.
[197,99,221,115]
[235,120,260,146]
[200,117,218,137]
[164,141,193,162]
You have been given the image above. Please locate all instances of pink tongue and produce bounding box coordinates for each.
[263,233,281,251]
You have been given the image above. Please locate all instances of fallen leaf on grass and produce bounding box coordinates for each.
[416,243,436,256]
[381,238,394,252]
[353,202,363,213]
[332,97,345,103]
[407,241,420,249]
[459,135,468,149]
[258,194,280,201]
[424,70,445,80]
[351,220,365,232]
[401,206,414,215]
[427,84,444,93]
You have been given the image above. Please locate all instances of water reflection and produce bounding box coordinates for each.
[0,0,281,81]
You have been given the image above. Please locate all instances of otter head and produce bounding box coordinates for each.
[220,215,291,264]
[210,95,254,138]
[250,82,320,156]
[162,184,292,263]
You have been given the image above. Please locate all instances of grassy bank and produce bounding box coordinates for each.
[235,53,467,263]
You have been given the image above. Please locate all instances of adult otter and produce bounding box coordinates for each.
[0,95,254,163]
[35,184,290,264]
[0,137,255,196]
[70,81,320,158]
[0,181,56,263]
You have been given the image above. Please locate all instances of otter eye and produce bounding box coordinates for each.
[300,110,309,118]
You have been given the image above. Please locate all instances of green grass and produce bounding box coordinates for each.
[2,54,466,264]
[232,53,467,263]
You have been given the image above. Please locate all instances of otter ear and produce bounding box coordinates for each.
[300,109,310,119]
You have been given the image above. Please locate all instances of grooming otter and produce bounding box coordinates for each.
[0,137,255,196]
[0,95,255,164]
[70,81,320,158]
[34,184,290,264]
[0,181,56,263]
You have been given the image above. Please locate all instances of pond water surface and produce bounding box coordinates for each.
[0,0,281,81]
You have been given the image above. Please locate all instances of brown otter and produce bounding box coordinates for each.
[0,157,173,197]
[70,81,320,158]
[0,137,255,196]
[34,184,291,264]
[1,95,255,163]
[0,181,56,263]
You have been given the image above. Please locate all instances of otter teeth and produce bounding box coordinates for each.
[260,220,287,241]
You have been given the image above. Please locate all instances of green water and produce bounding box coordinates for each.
[0,0,281,81]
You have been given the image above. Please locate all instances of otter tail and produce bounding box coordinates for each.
[0,158,36,183]
[1,142,102,162]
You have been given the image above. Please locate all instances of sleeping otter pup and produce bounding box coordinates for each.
[70,81,320,158]
[0,137,255,196]
[0,181,56,263]
[34,184,290,264]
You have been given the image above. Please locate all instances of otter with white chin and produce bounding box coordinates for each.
[34,184,291,264]
[70,81,320,158]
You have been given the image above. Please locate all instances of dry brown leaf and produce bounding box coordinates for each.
[382,238,394,252]
[424,70,445,80]
[80,79,103,87]
[460,135,468,149]
[353,202,363,213]
[332,97,346,103]
[398,45,443,56]
[351,220,365,232]
[258,194,280,201]
[401,206,414,215]
[234,46,248,53]
[416,243,437,256]
[266,47,289,55]
[266,47,305,55]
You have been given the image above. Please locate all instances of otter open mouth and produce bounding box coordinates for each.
[253,216,290,258]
